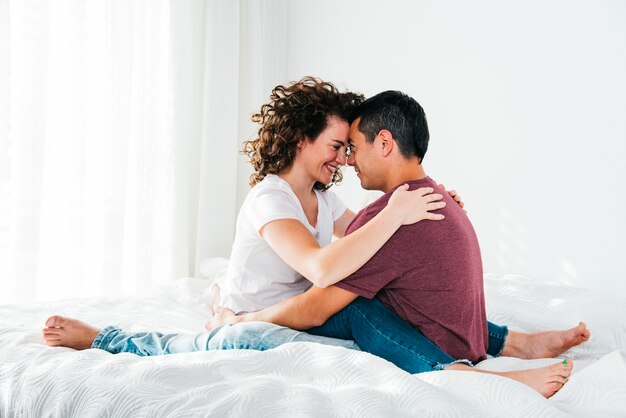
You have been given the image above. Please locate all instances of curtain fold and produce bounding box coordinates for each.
[192,0,241,276]
[193,0,290,277]
[0,0,261,304]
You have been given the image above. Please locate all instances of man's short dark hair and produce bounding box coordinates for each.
[350,91,429,162]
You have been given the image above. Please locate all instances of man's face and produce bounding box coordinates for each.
[348,118,382,191]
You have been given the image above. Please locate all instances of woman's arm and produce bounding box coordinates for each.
[260,185,445,288]
[334,186,463,239]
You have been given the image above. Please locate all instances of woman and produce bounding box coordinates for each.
[44,77,586,398]
[214,77,446,315]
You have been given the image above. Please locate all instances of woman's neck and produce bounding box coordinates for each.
[277,164,316,198]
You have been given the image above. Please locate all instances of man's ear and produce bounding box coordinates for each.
[378,130,394,157]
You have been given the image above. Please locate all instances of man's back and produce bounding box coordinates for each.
[335,177,488,362]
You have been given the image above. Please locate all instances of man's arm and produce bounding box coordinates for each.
[333,209,356,238]
[238,285,359,330]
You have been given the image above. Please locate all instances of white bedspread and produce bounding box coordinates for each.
[1,273,625,417]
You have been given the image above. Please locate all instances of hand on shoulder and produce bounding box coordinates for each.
[387,184,446,225]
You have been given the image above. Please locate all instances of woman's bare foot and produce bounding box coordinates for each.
[42,315,101,350]
[504,323,590,359]
[448,359,573,398]
[498,359,573,398]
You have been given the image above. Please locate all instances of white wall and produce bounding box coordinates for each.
[267,0,626,295]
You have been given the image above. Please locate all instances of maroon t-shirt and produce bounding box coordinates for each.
[335,177,488,362]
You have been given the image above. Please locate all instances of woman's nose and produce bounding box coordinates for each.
[336,151,347,166]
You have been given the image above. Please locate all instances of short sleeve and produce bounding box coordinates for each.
[247,189,302,233]
[334,242,400,298]
[323,189,347,221]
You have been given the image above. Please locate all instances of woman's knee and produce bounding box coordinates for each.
[207,322,278,350]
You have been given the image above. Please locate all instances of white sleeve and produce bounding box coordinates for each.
[247,189,301,233]
[324,189,347,221]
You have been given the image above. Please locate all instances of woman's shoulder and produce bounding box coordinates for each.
[252,174,294,197]
[241,175,299,212]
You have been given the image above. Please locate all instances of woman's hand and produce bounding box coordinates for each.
[211,283,222,315]
[207,283,240,331]
[386,185,446,225]
[439,183,465,209]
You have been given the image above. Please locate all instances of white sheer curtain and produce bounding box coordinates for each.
[0,0,250,304]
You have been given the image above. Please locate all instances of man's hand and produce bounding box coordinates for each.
[205,305,238,331]
[439,183,465,209]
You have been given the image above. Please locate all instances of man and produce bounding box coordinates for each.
[44,91,588,398]
[208,91,587,396]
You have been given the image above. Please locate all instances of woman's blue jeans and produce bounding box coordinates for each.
[92,297,508,374]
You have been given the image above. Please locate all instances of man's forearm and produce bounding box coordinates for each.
[240,292,325,330]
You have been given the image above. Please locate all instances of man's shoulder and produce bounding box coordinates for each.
[406,176,438,190]
[347,196,390,234]
[352,177,438,222]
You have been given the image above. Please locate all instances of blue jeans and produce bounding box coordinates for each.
[92,297,508,374]
[308,297,508,373]
[93,321,358,355]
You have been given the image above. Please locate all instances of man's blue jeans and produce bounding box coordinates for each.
[92,297,508,374]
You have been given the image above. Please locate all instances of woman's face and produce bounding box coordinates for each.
[298,115,350,186]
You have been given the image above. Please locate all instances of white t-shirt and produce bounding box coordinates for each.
[216,174,347,314]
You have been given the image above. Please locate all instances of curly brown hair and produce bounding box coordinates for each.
[242,77,364,190]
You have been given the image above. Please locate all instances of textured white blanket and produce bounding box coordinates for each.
[1,274,625,417]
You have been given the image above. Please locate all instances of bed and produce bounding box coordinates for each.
[1,261,625,417]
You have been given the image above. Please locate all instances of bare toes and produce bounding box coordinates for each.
[45,315,65,328]
[546,382,562,398]
[573,322,590,339]
[551,370,570,379]
[43,334,61,345]
[579,323,591,340]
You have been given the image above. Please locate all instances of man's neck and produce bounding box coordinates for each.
[382,160,427,193]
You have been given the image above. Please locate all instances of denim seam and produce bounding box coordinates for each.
[348,304,440,370]
[490,326,509,357]
[255,325,294,351]
[434,359,474,371]
[91,325,117,350]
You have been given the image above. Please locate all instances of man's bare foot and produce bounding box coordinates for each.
[504,323,590,359]
[42,315,101,350]
[448,359,573,398]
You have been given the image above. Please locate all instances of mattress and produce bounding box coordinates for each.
[1,273,625,417]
